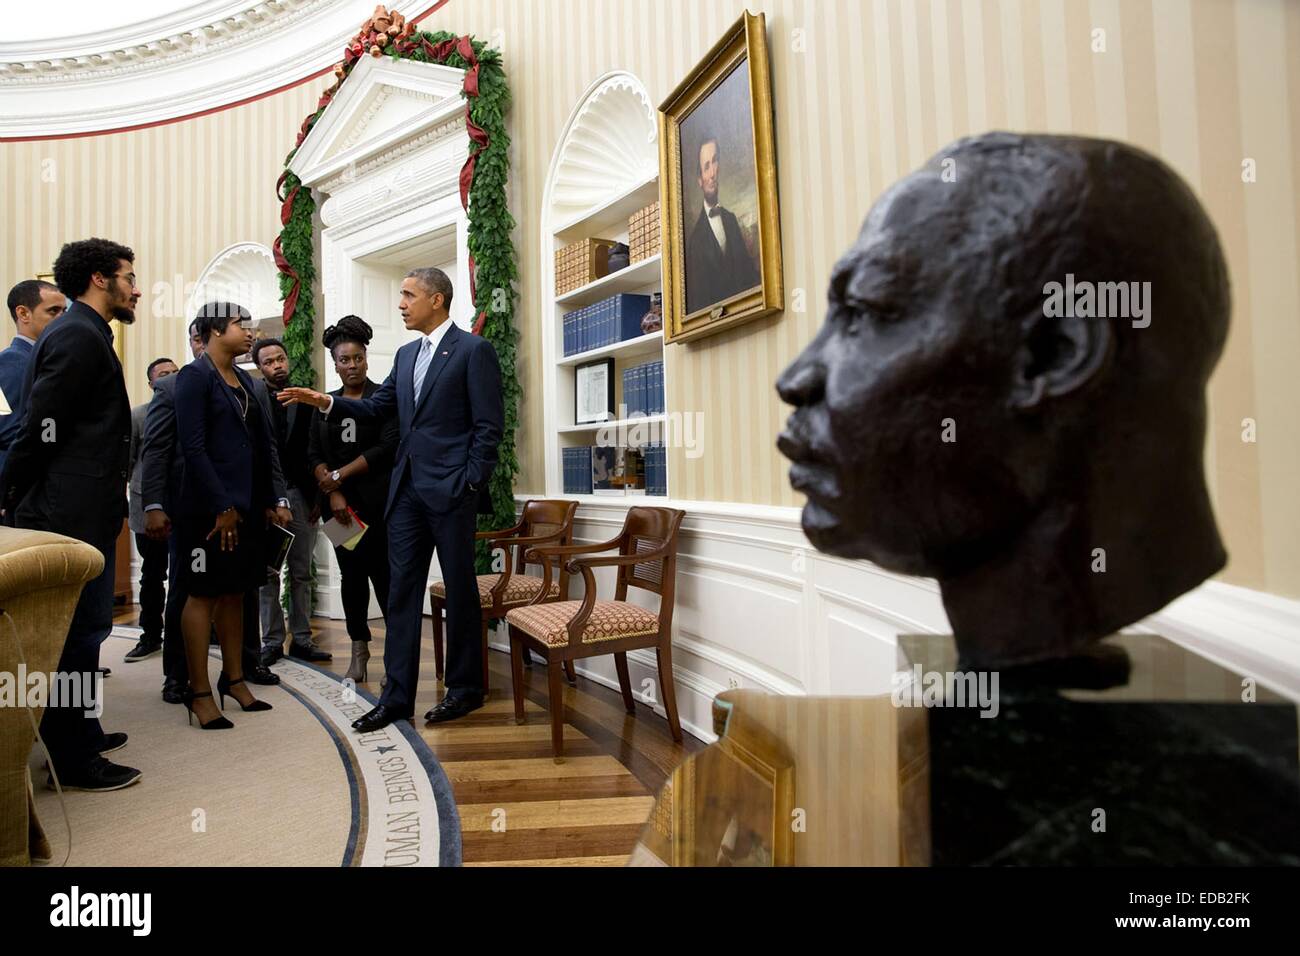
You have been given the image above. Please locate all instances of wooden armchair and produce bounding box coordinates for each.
[505,506,686,761]
[429,499,578,693]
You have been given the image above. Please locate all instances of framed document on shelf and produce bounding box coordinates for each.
[575,358,615,424]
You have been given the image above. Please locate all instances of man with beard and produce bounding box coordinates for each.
[254,337,329,664]
[0,238,141,791]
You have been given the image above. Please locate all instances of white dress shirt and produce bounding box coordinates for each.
[704,199,728,253]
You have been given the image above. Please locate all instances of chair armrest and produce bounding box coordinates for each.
[485,529,572,604]
[565,544,673,575]
[491,530,568,551]
[523,534,622,564]
[475,519,524,541]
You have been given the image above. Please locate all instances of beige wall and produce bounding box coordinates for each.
[414,0,1300,598]
[2,0,1297,597]
[0,79,330,406]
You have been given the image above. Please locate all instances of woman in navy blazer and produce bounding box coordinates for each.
[172,302,285,729]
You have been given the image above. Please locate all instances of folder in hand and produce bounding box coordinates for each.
[322,507,368,551]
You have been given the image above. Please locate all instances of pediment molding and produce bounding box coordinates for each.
[288,54,467,190]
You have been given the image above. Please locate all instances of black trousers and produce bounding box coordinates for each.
[162,533,264,685]
[134,531,169,644]
[379,482,480,710]
[334,518,390,642]
[39,532,115,773]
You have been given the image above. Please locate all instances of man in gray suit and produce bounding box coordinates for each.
[140,318,291,701]
[122,357,179,663]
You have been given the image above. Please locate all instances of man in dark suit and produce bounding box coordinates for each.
[254,336,329,665]
[0,238,139,791]
[122,357,179,664]
[684,137,761,316]
[0,279,66,474]
[280,267,503,731]
[140,322,289,702]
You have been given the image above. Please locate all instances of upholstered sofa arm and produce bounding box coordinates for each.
[0,527,105,867]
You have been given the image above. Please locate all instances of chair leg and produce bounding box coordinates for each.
[431,598,445,681]
[547,659,566,763]
[522,646,535,668]
[480,617,490,695]
[508,627,526,725]
[614,652,635,714]
[656,640,683,742]
[563,660,577,685]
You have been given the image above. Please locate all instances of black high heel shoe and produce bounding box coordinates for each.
[184,689,234,730]
[217,673,273,712]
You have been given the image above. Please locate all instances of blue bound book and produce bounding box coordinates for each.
[633,363,644,417]
[614,294,652,343]
[652,360,663,415]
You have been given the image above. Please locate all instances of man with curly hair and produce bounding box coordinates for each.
[0,237,142,792]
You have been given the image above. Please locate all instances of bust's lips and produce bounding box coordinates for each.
[787,461,841,503]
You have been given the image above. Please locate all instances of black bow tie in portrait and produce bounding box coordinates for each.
[708,205,724,217]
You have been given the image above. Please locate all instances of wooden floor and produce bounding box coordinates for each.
[111,603,702,866]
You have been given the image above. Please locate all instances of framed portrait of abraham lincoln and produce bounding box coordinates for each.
[658,11,783,344]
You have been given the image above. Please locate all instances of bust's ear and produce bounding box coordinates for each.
[1009,309,1115,410]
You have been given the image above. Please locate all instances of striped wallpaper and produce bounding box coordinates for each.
[0,78,330,402]
[1,0,1297,598]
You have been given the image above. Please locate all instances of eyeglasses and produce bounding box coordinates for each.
[109,273,138,288]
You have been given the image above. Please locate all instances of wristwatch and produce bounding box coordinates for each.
[331,469,341,483]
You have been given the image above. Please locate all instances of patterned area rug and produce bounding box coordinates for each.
[30,627,460,867]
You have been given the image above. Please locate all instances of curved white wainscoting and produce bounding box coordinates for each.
[297,495,1300,745]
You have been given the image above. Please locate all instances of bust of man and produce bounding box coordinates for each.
[777,132,1230,669]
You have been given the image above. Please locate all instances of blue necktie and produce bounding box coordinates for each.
[412,336,433,404]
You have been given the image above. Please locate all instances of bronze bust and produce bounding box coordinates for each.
[777,132,1230,669]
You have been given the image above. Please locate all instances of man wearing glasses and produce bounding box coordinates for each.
[0,237,142,792]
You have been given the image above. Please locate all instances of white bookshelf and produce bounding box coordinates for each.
[541,72,668,501]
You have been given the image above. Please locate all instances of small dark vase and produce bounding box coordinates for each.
[607,243,630,273]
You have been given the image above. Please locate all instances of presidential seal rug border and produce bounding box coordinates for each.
[259,643,463,868]
[100,626,461,868]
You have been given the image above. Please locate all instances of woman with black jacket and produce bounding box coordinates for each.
[173,302,287,728]
[309,315,398,683]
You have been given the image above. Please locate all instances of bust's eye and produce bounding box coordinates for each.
[834,299,865,336]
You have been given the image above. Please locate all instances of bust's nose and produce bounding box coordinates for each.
[776,349,826,407]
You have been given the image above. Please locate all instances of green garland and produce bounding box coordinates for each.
[277,30,519,572]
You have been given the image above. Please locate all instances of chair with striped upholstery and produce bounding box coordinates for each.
[506,506,686,761]
[429,499,578,693]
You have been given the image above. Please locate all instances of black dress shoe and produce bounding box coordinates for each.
[260,646,284,667]
[97,666,111,678]
[351,704,413,733]
[288,642,332,662]
[162,677,187,704]
[49,755,142,792]
[97,732,128,755]
[424,693,484,724]
[244,664,281,686]
[123,638,161,662]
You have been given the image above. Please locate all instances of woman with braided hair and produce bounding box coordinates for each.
[309,315,398,682]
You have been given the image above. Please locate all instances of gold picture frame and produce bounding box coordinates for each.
[658,10,783,345]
